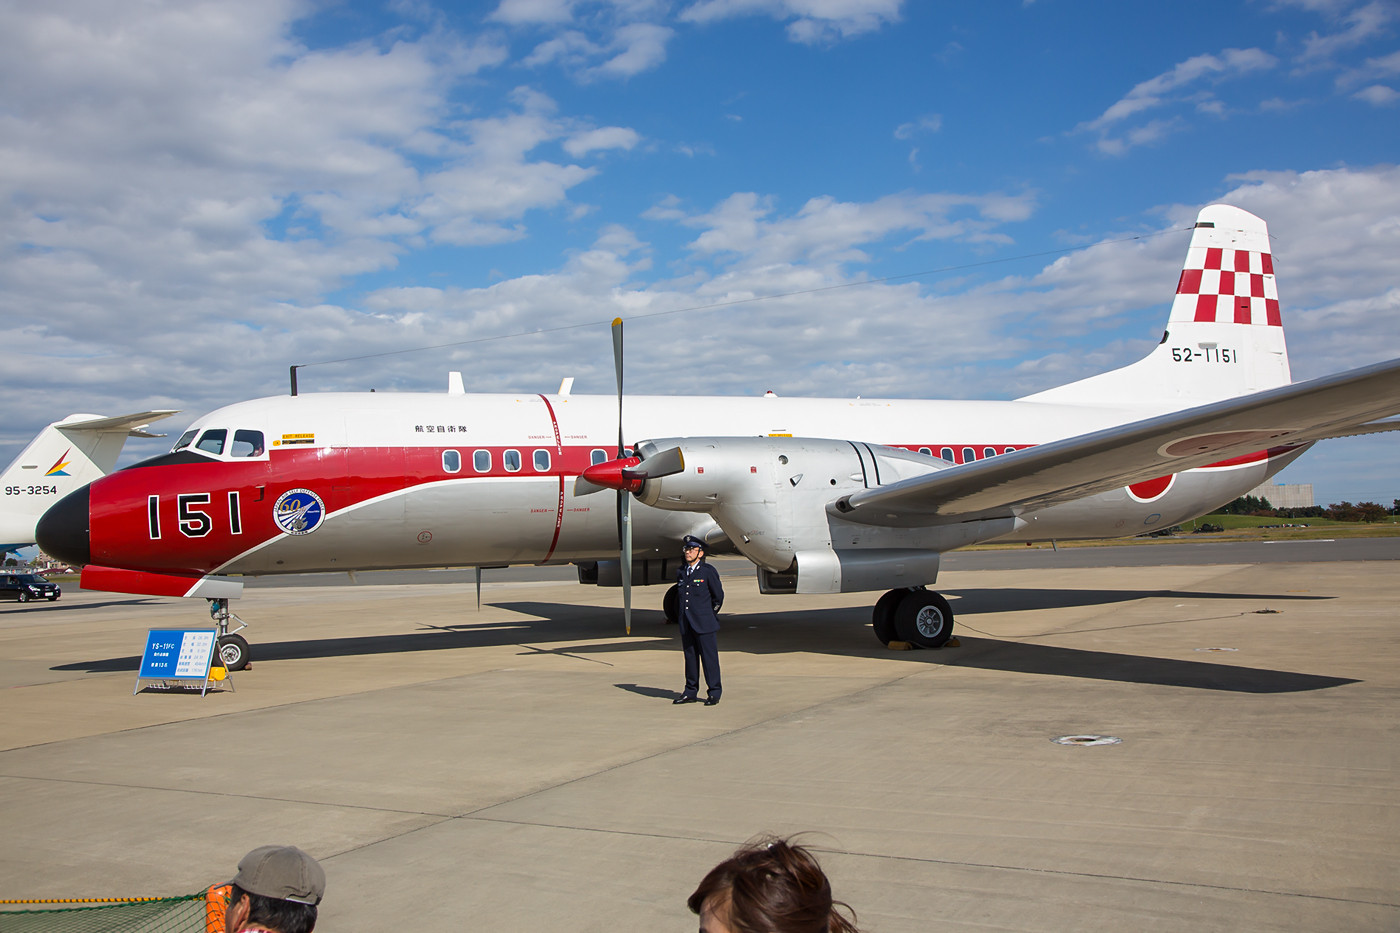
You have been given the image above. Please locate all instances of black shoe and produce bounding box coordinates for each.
[673,695,698,704]
[703,696,721,706]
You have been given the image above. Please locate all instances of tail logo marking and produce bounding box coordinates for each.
[1176,248,1281,326]
[45,449,73,477]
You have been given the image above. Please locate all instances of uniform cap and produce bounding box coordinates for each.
[681,535,707,552]
[228,846,325,905]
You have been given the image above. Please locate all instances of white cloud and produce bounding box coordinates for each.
[1298,0,1396,64]
[1077,48,1276,154]
[1353,83,1399,103]
[894,114,941,140]
[586,22,674,78]
[679,0,901,44]
[489,0,578,25]
[563,125,643,156]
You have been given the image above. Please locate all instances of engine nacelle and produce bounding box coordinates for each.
[627,437,986,593]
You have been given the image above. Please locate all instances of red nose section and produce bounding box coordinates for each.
[579,456,645,493]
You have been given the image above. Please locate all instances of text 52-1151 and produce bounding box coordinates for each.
[5,485,59,496]
[1171,347,1235,363]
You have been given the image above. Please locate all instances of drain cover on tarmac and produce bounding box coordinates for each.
[1052,734,1122,746]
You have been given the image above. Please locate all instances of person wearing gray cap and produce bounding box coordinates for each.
[224,845,325,933]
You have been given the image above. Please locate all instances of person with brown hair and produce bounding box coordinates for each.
[687,836,861,933]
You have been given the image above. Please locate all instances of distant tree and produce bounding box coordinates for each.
[1327,501,1362,522]
[1392,498,1400,516]
[1217,494,1274,515]
[1357,502,1389,523]
[2,558,16,567]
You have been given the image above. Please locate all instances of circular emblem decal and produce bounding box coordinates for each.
[273,488,325,536]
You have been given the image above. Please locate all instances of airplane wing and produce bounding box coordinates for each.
[1307,419,1400,441]
[835,356,1400,527]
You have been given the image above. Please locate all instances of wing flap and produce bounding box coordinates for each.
[837,357,1400,525]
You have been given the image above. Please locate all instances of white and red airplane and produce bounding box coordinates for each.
[35,205,1400,669]
[2,410,177,555]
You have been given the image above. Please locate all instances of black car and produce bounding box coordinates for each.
[0,573,61,603]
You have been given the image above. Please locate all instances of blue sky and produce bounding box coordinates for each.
[2,0,1398,506]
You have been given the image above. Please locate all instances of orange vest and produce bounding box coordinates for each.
[205,884,231,933]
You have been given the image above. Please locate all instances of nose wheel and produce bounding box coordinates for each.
[872,587,954,649]
[208,598,252,671]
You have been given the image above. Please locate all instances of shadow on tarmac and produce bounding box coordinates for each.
[0,597,163,614]
[49,584,1353,693]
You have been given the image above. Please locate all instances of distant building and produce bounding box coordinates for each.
[1249,483,1314,509]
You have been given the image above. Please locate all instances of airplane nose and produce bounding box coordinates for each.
[36,485,91,567]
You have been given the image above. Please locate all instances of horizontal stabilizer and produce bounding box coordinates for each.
[57,410,179,435]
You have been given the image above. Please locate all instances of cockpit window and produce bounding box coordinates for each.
[172,430,197,452]
[230,429,265,458]
[195,429,227,455]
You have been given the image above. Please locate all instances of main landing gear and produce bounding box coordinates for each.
[871,587,954,649]
[208,597,251,671]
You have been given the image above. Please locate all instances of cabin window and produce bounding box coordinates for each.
[983,447,997,459]
[196,429,227,455]
[918,447,932,457]
[590,448,609,465]
[231,430,265,458]
[939,447,955,462]
[473,450,491,472]
[173,430,196,452]
[533,449,551,472]
[961,447,975,463]
[503,449,521,472]
[443,450,462,474]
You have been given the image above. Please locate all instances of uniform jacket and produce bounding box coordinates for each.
[677,560,724,634]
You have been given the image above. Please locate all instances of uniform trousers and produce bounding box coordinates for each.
[680,626,721,700]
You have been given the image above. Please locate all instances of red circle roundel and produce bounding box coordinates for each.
[1127,474,1175,502]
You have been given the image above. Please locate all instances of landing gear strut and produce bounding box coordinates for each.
[872,586,954,649]
[208,597,251,671]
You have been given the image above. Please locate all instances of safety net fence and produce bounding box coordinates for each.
[0,895,207,933]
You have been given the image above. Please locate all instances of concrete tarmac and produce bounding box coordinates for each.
[1,547,1398,931]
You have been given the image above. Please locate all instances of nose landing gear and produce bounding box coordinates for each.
[872,586,954,649]
[208,597,251,671]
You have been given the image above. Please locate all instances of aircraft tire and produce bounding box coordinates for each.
[872,589,904,645]
[218,634,251,672]
[663,584,679,624]
[893,590,954,649]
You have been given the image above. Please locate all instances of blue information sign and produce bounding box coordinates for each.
[136,629,223,694]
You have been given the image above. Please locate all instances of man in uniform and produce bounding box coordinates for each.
[674,534,725,706]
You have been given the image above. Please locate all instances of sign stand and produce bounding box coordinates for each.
[134,628,233,696]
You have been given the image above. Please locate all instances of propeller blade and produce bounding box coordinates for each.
[612,317,625,458]
[573,474,609,497]
[611,316,630,634]
[621,493,633,635]
[634,445,684,479]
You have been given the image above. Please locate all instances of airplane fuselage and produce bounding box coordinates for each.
[70,390,1301,584]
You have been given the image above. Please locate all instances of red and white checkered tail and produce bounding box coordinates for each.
[1170,204,1281,327]
[1022,204,1290,408]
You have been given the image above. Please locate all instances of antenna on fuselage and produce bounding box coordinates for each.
[290,365,299,397]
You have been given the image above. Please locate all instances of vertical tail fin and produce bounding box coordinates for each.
[1022,204,1290,408]
[0,410,177,549]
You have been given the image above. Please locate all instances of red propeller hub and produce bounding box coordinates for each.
[580,456,645,493]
